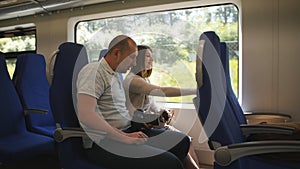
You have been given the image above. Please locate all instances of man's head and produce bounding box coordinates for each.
[105,35,137,73]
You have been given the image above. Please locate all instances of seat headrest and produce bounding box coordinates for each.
[99,49,108,61]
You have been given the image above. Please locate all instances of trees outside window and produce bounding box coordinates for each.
[76,4,239,103]
[0,29,36,78]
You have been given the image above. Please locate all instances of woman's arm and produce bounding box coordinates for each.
[129,77,196,97]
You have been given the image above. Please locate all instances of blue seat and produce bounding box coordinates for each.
[13,53,56,137]
[50,42,107,169]
[0,53,54,164]
[219,42,247,125]
[194,31,300,169]
[99,48,108,59]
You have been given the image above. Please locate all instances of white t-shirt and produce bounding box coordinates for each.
[77,58,131,147]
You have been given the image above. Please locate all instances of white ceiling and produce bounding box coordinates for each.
[0,0,117,21]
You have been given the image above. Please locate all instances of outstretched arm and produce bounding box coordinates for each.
[129,77,196,97]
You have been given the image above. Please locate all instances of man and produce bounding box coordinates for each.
[77,35,190,169]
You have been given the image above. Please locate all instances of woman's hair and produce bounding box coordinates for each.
[130,45,153,78]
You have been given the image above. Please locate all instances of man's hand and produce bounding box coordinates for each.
[122,131,148,145]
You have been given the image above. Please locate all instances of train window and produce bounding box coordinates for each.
[0,26,36,78]
[76,4,239,103]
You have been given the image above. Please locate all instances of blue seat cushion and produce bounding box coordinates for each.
[0,131,54,163]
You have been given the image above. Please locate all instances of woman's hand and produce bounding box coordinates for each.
[161,109,174,124]
[166,109,175,124]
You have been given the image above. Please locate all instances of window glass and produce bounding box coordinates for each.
[0,27,36,78]
[0,35,36,52]
[5,58,17,78]
[76,4,239,103]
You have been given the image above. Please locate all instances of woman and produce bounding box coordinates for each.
[123,45,200,169]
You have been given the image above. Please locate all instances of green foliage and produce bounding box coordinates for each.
[77,4,238,63]
[149,60,197,103]
[230,58,239,96]
[5,59,16,79]
[0,35,35,52]
[76,4,239,102]
[0,35,35,78]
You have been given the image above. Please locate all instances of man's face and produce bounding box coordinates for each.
[116,44,137,73]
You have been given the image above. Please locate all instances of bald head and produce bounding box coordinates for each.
[105,35,138,73]
[108,35,136,54]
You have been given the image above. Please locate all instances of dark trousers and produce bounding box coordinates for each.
[84,128,190,169]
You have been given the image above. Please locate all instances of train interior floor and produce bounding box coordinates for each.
[0,154,214,169]
[0,153,60,169]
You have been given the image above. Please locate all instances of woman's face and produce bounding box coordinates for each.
[144,49,153,70]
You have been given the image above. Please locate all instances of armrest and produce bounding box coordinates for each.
[245,112,292,124]
[53,127,106,143]
[240,124,295,136]
[214,140,300,166]
[24,108,48,115]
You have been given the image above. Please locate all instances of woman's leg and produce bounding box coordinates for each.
[184,143,201,169]
[163,125,200,169]
[189,142,200,167]
[84,138,184,169]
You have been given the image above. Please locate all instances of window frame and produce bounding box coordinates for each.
[72,1,241,104]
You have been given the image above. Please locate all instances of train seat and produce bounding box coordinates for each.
[0,53,54,165]
[13,53,56,137]
[50,42,107,169]
[193,31,300,169]
[99,48,108,60]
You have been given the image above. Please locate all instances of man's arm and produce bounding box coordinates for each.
[77,93,147,144]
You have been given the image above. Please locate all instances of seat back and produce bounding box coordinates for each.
[196,31,241,144]
[99,48,108,60]
[13,53,55,137]
[195,32,300,169]
[195,31,246,169]
[50,42,107,169]
[50,42,88,128]
[220,42,247,125]
[0,53,26,136]
[0,53,55,165]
